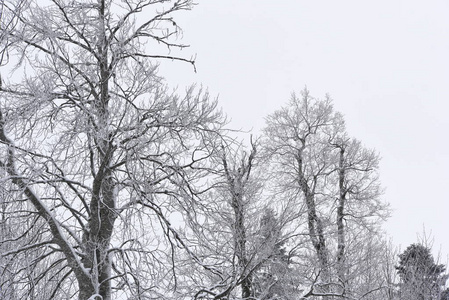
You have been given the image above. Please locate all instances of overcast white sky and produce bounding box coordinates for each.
[159,0,449,258]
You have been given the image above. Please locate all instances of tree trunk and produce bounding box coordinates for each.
[336,147,346,288]
[296,150,330,284]
[233,197,251,299]
[78,2,116,298]
[223,146,257,299]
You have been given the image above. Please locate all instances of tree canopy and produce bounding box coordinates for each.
[0,1,446,300]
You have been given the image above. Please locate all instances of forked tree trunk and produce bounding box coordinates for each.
[223,145,257,299]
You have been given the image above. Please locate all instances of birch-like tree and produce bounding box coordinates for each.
[0,1,224,299]
[263,90,341,295]
[263,89,389,299]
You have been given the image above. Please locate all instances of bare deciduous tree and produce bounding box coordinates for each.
[175,138,298,300]
[0,1,224,299]
[263,89,390,299]
[263,90,341,293]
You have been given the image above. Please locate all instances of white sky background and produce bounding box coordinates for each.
[158,1,449,258]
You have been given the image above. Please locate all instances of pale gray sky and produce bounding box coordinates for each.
[159,0,449,258]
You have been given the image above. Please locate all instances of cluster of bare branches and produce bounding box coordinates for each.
[0,1,418,300]
[168,90,394,300]
[0,1,225,299]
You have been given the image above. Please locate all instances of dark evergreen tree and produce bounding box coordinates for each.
[396,244,448,300]
[253,209,296,300]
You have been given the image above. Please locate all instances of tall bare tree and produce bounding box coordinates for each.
[174,138,299,300]
[221,141,258,299]
[263,90,341,292]
[178,140,261,299]
[0,1,224,299]
[332,137,387,292]
[263,89,389,299]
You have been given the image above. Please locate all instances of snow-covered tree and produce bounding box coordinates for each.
[177,139,294,299]
[263,89,390,299]
[0,0,224,299]
[396,244,448,300]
